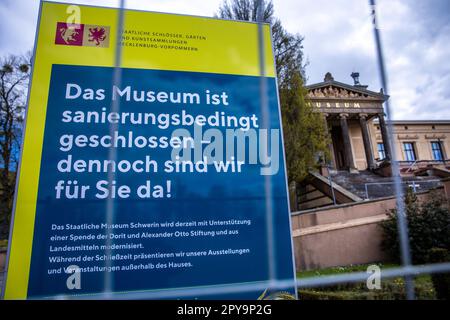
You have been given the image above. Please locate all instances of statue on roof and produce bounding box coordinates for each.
[324,72,334,82]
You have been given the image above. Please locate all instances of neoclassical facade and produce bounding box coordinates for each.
[306,72,450,172]
[306,72,391,172]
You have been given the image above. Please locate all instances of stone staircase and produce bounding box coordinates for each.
[330,170,442,200]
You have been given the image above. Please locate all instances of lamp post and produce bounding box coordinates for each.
[318,151,337,206]
[328,164,337,205]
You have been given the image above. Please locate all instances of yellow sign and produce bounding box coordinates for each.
[4,1,295,300]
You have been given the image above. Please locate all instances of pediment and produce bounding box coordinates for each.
[306,81,387,101]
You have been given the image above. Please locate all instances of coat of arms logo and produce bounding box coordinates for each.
[55,22,110,48]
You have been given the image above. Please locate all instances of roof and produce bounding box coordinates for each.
[372,119,450,125]
[305,79,388,101]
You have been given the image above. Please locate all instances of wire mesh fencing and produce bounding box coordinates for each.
[90,0,450,300]
[293,0,450,300]
[364,179,442,200]
[2,0,450,300]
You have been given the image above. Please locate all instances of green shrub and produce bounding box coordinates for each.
[428,248,450,300]
[380,189,450,264]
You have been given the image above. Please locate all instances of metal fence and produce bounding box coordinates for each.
[2,0,450,300]
[87,0,450,300]
[297,0,450,299]
[364,179,442,200]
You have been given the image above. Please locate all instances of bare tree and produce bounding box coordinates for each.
[217,0,306,83]
[217,0,328,198]
[0,52,31,238]
[217,0,274,23]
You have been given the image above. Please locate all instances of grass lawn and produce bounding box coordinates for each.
[296,263,436,300]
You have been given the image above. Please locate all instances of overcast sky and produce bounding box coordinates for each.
[1,0,449,120]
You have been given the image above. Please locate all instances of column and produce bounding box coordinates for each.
[323,113,336,169]
[359,114,375,170]
[378,113,392,160]
[340,113,357,171]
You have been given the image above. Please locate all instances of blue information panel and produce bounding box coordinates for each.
[26,65,295,298]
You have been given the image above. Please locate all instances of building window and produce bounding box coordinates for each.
[377,143,386,160]
[431,141,444,160]
[403,142,416,162]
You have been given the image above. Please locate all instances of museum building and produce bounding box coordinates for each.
[295,72,450,211]
[307,72,450,172]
